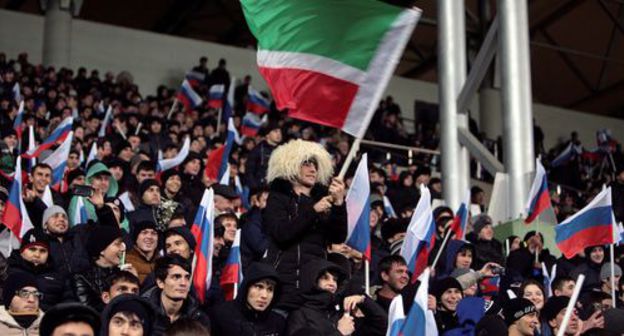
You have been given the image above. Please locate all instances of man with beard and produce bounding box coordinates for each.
[126,221,159,284]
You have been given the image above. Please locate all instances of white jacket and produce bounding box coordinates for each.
[0,306,43,336]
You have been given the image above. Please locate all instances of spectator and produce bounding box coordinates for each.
[262,139,347,311]
[41,205,88,277]
[210,263,286,335]
[126,220,159,284]
[571,245,606,294]
[39,303,100,336]
[503,298,538,336]
[470,214,504,269]
[240,186,269,266]
[433,277,464,333]
[374,255,409,312]
[519,280,546,313]
[164,318,211,336]
[551,276,575,297]
[286,259,387,335]
[101,271,140,305]
[6,229,64,311]
[144,255,210,335]
[163,227,196,260]
[71,225,133,312]
[100,294,155,336]
[246,121,282,190]
[0,272,43,335]
[541,296,581,336]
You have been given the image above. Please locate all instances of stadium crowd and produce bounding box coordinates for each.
[0,52,623,336]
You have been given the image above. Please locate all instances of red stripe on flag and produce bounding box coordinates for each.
[556,225,613,259]
[525,191,551,224]
[259,67,359,129]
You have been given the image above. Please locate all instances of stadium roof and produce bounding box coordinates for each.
[2,0,623,119]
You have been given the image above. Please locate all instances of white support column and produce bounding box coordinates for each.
[438,0,461,210]
[453,2,471,199]
[498,0,535,218]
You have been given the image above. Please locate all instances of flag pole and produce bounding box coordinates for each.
[216,108,223,137]
[234,283,238,300]
[365,259,370,296]
[610,242,616,308]
[431,230,453,270]
[338,138,361,179]
[556,274,585,336]
[135,122,142,136]
[167,98,179,120]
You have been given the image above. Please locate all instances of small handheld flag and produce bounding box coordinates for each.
[191,189,216,303]
[220,228,243,300]
[525,158,552,224]
[345,153,371,260]
[400,185,436,282]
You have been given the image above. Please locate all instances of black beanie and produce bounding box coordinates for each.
[503,298,537,325]
[165,227,197,252]
[106,296,153,335]
[432,277,463,301]
[131,220,158,243]
[66,168,85,186]
[138,179,160,198]
[160,169,181,185]
[3,271,38,310]
[86,225,123,260]
[541,296,569,323]
[381,218,409,242]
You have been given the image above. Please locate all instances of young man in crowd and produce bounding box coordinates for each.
[0,272,44,335]
[210,263,285,335]
[101,294,155,336]
[503,298,539,336]
[145,255,210,335]
[374,255,409,312]
[126,220,159,283]
[39,303,100,336]
[101,271,141,305]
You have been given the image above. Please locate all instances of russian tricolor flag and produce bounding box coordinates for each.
[450,190,470,240]
[205,118,236,182]
[386,295,406,336]
[177,79,203,112]
[190,188,216,304]
[42,131,73,191]
[555,187,615,258]
[345,154,371,260]
[525,159,552,224]
[208,84,225,109]
[552,142,582,167]
[400,185,436,283]
[157,137,190,172]
[185,71,206,86]
[400,268,438,336]
[24,117,73,159]
[241,112,267,137]
[220,228,243,301]
[1,158,33,241]
[246,87,270,115]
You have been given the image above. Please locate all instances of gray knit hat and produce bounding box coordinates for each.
[450,268,481,290]
[42,205,68,228]
[600,262,622,281]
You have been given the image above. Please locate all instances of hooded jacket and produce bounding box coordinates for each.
[286,259,387,336]
[570,246,605,293]
[0,306,43,336]
[263,178,347,311]
[210,263,286,336]
[6,250,64,311]
[437,240,475,279]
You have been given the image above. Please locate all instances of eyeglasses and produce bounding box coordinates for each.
[16,289,43,300]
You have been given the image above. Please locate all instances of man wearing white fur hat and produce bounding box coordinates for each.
[262,139,347,312]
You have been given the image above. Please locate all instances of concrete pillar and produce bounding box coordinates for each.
[498,0,535,218]
[41,0,80,68]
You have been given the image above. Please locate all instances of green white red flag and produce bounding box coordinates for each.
[240,0,421,137]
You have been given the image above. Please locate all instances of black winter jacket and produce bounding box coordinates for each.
[210,263,286,336]
[69,263,117,312]
[286,259,387,336]
[262,179,347,311]
[245,141,276,190]
[6,251,64,311]
[144,287,211,336]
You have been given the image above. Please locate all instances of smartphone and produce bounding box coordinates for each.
[71,185,94,197]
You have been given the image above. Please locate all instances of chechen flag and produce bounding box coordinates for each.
[345,153,371,260]
[220,228,243,301]
[240,0,421,137]
[2,158,33,241]
[400,185,436,283]
[190,188,216,303]
[555,187,615,258]
[42,131,73,191]
[24,117,73,159]
[525,158,552,224]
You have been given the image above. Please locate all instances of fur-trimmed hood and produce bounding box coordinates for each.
[266,139,334,185]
